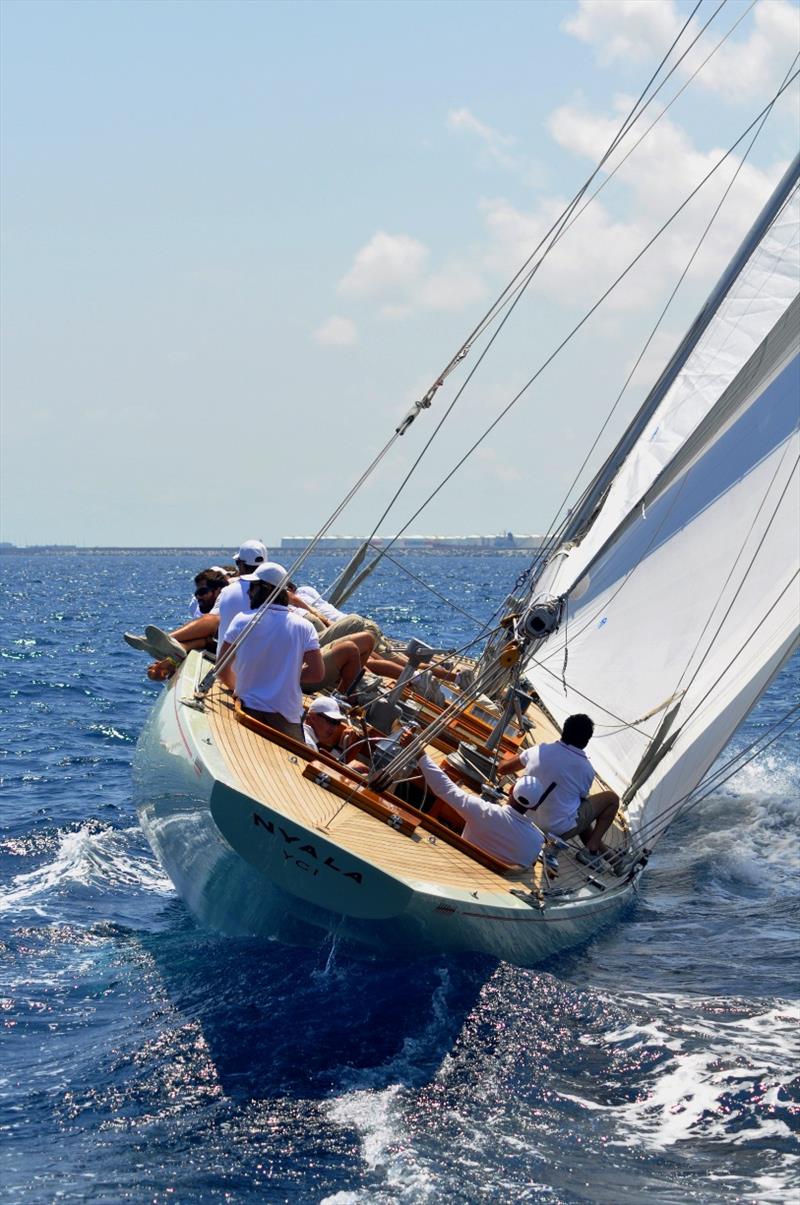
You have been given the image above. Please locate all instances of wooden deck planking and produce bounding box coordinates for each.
[204,680,626,893]
[205,684,541,894]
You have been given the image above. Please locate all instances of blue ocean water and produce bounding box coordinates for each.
[1,550,798,1204]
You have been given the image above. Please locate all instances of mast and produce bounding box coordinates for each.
[548,153,800,563]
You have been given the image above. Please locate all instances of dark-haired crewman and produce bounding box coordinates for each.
[497,713,619,858]
[218,563,375,740]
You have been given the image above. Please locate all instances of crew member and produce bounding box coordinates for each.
[415,752,544,868]
[497,713,619,859]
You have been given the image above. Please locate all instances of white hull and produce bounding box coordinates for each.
[135,656,636,967]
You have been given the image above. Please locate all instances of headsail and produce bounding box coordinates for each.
[526,159,800,843]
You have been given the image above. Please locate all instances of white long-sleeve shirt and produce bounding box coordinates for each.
[417,754,543,867]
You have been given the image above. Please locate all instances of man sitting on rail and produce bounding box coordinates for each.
[124,567,230,667]
[497,713,620,861]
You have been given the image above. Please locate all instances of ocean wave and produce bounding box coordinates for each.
[322,966,457,1202]
[592,999,800,1156]
[0,823,172,917]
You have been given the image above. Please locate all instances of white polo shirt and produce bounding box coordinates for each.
[218,579,252,644]
[515,741,595,835]
[226,606,320,723]
[302,722,320,753]
[417,754,543,867]
[295,585,345,623]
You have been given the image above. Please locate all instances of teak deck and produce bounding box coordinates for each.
[204,681,626,897]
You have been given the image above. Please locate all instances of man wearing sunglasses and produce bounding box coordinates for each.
[189,568,228,618]
[125,567,230,664]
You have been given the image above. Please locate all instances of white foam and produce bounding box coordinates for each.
[0,823,173,917]
[323,968,456,1201]
[597,1002,800,1152]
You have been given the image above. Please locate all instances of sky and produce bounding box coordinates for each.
[1,0,798,547]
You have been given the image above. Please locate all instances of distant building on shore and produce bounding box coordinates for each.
[279,532,545,553]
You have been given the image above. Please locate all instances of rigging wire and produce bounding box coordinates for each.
[348,541,489,629]
[330,2,712,603]
[333,1,756,609]
[522,46,799,592]
[334,68,799,596]
[465,0,741,349]
[207,17,710,685]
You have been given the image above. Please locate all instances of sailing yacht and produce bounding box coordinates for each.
[133,68,799,966]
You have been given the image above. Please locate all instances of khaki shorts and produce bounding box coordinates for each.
[241,706,304,743]
[319,614,389,654]
[304,646,345,692]
[559,796,596,839]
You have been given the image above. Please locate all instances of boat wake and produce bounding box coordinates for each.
[0,822,173,918]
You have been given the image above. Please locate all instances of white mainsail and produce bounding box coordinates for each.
[526,159,800,844]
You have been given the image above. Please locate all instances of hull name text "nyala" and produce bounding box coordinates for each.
[252,812,364,884]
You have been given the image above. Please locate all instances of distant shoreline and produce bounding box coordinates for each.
[0,544,539,556]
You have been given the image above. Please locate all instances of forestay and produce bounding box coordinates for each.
[525,166,800,844]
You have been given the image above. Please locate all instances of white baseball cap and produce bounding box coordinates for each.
[512,776,541,810]
[234,539,268,565]
[241,561,287,587]
[306,694,346,718]
[308,696,348,722]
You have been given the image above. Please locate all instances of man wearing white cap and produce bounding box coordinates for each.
[216,539,269,646]
[219,563,375,740]
[414,752,544,868]
[302,696,354,757]
[220,562,322,740]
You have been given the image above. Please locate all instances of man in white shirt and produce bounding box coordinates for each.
[498,714,619,858]
[124,567,228,663]
[302,696,357,759]
[220,562,323,741]
[218,563,376,735]
[415,752,544,868]
[216,539,269,645]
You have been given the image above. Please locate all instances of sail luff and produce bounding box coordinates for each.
[541,152,800,571]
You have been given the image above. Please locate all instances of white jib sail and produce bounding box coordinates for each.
[526,176,800,846]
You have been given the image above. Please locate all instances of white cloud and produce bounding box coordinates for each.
[313,316,358,346]
[478,95,786,312]
[338,232,429,298]
[563,0,800,102]
[447,107,519,169]
[564,0,679,65]
[338,234,487,318]
[447,106,548,186]
[687,1,800,102]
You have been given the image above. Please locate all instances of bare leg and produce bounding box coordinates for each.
[302,638,370,694]
[170,614,219,647]
[366,652,456,683]
[578,791,620,852]
[367,655,404,679]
